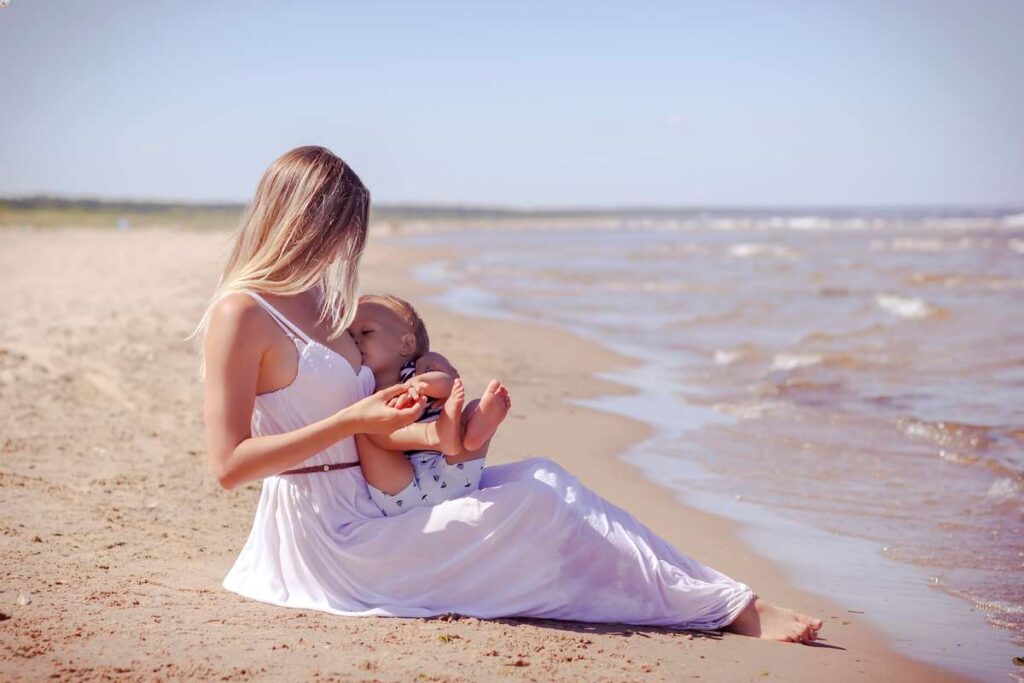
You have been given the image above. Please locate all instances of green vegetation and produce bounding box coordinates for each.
[0,195,714,230]
[0,196,243,230]
[0,195,636,230]
[3,195,1019,231]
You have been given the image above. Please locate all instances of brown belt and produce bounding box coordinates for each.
[279,462,361,475]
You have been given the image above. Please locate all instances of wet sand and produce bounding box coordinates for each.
[0,225,968,681]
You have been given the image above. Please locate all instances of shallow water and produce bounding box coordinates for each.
[391,218,1024,680]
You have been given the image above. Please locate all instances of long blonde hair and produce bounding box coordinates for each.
[188,145,370,381]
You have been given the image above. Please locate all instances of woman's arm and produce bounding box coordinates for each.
[203,295,425,490]
[366,370,455,451]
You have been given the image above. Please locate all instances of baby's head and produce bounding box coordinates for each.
[351,294,430,374]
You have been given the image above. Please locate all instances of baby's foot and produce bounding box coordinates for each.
[435,377,465,455]
[463,379,511,452]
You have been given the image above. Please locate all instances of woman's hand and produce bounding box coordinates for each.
[345,384,427,434]
[385,382,422,409]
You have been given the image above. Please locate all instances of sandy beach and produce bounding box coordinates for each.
[0,225,970,682]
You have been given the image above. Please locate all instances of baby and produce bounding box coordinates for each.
[350,293,511,516]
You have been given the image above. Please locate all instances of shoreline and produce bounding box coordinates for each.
[0,225,971,681]
[385,223,1024,679]
[367,234,973,682]
[402,245,1019,680]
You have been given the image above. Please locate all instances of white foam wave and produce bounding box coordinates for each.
[987,478,1021,498]
[711,401,779,419]
[873,236,991,253]
[938,449,978,465]
[714,349,745,366]
[1002,213,1024,228]
[1008,238,1024,255]
[771,353,824,370]
[727,243,799,260]
[875,294,938,320]
[605,280,698,293]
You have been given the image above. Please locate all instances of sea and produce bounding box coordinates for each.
[387,209,1023,681]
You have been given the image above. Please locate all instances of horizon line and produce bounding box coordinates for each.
[2,193,1023,215]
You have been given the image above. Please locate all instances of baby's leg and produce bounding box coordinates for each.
[443,382,509,466]
[433,377,465,455]
[366,423,439,453]
[366,379,466,456]
[356,433,431,516]
[460,379,511,453]
[355,433,415,495]
[421,401,494,498]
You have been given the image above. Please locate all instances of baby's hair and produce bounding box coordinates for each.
[358,293,430,358]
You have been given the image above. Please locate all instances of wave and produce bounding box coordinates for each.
[727,242,800,260]
[714,349,746,366]
[771,353,824,370]
[604,279,702,293]
[896,417,997,451]
[869,236,990,252]
[987,478,1022,499]
[896,417,1024,481]
[875,294,942,319]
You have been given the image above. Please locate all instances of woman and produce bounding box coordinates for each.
[193,145,822,643]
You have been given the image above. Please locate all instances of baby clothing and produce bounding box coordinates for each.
[366,360,485,516]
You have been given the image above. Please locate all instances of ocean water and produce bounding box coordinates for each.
[389,218,1024,680]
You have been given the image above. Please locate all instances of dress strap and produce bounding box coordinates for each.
[245,292,314,346]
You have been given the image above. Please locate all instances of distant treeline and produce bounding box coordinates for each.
[1,195,1021,230]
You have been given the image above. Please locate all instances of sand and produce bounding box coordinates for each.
[0,225,969,681]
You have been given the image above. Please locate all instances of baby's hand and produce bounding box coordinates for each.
[386,383,422,409]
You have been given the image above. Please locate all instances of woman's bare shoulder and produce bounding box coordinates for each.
[207,292,272,353]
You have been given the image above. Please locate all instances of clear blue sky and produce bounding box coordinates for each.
[1,0,1021,207]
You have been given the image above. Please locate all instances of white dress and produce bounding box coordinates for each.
[222,292,754,630]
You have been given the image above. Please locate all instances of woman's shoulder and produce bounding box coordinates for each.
[207,291,273,351]
[211,291,262,327]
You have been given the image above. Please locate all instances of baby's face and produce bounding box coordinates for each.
[350,302,413,373]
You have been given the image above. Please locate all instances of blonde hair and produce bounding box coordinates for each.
[187,145,370,381]
[358,293,430,359]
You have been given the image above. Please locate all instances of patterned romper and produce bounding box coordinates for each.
[366,360,486,516]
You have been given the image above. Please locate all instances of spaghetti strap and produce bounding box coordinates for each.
[244,291,314,345]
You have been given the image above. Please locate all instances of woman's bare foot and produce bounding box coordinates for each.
[724,596,823,644]
[463,379,511,452]
[435,377,465,455]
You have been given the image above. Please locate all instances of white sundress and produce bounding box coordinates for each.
[222,291,754,630]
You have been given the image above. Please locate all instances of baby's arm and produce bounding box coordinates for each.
[416,351,459,378]
[407,371,455,399]
[366,371,455,452]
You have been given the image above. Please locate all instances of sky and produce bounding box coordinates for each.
[1,0,1022,208]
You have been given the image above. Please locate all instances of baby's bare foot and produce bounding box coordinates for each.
[463,379,511,452]
[435,377,465,455]
[724,596,823,644]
